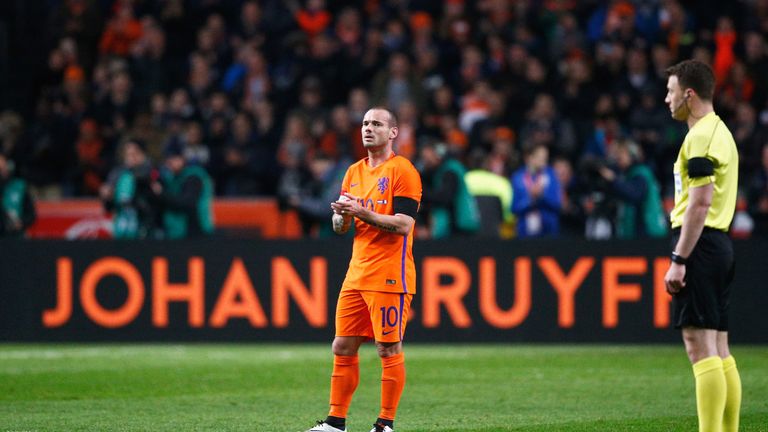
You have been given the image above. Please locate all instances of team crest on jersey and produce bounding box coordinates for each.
[377,177,390,194]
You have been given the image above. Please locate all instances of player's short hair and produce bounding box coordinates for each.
[666,60,715,101]
[368,106,398,128]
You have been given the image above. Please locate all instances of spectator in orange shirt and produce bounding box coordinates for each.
[71,118,106,196]
[99,3,143,57]
[288,0,331,40]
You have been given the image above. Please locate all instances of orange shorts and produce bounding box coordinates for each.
[335,289,413,343]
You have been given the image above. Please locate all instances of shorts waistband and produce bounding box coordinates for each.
[671,226,727,235]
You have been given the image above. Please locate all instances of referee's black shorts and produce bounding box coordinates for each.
[671,227,735,331]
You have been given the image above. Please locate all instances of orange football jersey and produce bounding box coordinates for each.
[340,153,422,294]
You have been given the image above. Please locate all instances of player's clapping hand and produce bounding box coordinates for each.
[330,194,349,215]
[331,192,364,218]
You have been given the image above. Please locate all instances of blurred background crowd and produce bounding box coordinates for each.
[0,0,767,239]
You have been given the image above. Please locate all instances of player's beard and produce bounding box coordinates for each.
[363,137,385,150]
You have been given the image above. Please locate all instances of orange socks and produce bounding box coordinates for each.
[328,353,406,422]
[379,353,406,420]
[329,355,359,418]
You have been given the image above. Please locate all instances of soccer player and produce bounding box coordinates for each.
[306,107,422,432]
[663,60,741,432]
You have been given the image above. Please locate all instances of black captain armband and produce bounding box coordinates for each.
[688,157,714,178]
[393,196,419,218]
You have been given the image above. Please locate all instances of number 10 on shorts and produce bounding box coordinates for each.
[380,306,399,329]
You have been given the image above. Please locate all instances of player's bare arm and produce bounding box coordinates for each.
[330,195,351,234]
[332,192,415,236]
[331,194,355,234]
[361,213,414,235]
[665,183,713,294]
[331,212,352,234]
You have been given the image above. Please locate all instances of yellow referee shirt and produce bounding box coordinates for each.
[670,112,738,230]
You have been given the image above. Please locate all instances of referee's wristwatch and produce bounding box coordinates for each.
[670,251,688,265]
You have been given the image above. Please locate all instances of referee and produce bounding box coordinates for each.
[663,60,741,432]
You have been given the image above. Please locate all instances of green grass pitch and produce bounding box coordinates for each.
[1,344,766,431]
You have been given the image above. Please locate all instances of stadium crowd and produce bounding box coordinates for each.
[1,0,768,238]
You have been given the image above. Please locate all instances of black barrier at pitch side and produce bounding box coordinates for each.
[0,239,765,343]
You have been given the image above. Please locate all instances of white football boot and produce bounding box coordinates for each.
[305,421,346,432]
[369,423,394,432]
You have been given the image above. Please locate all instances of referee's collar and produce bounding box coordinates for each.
[689,111,717,132]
